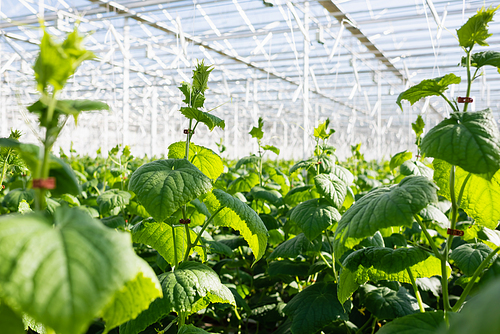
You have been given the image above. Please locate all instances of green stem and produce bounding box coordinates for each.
[182,207,192,262]
[355,314,374,334]
[172,225,178,266]
[438,93,458,112]
[414,215,442,259]
[407,268,425,313]
[258,143,263,187]
[464,50,472,112]
[190,207,224,252]
[452,246,500,312]
[457,173,472,207]
[318,252,332,269]
[0,151,10,190]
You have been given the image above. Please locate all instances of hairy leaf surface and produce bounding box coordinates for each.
[377,311,449,334]
[268,233,322,260]
[97,189,131,215]
[314,173,347,209]
[168,141,223,180]
[363,287,419,320]
[450,243,493,276]
[291,198,341,241]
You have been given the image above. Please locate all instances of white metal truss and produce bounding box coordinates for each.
[1,0,499,160]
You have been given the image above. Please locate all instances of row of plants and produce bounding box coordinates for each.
[1,6,500,334]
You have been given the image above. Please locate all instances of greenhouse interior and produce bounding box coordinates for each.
[2,1,500,334]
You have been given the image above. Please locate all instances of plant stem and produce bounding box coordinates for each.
[407,268,425,313]
[0,151,10,190]
[189,207,224,253]
[258,143,263,187]
[464,50,472,112]
[318,252,332,268]
[438,93,458,112]
[452,246,500,312]
[457,173,472,207]
[172,224,178,266]
[182,207,192,262]
[355,314,374,334]
[414,215,442,259]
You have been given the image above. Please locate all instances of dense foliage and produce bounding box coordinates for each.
[2,6,500,334]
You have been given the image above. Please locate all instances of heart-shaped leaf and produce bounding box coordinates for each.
[421,110,500,175]
[268,233,322,260]
[282,282,348,334]
[2,188,34,212]
[457,6,498,49]
[228,172,259,193]
[450,243,494,276]
[390,151,413,170]
[203,189,268,262]
[250,186,283,207]
[338,247,445,303]
[333,176,438,258]
[180,107,225,131]
[363,286,419,320]
[378,311,452,334]
[97,189,131,215]
[120,262,235,334]
[128,159,212,223]
[400,161,433,180]
[168,141,224,180]
[463,51,500,72]
[291,198,341,241]
[0,206,162,334]
[314,173,348,209]
[131,218,204,266]
[396,74,461,110]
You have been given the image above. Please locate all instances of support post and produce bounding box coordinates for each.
[0,53,6,137]
[122,19,130,145]
[233,102,239,158]
[377,71,382,157]
[303,2,310,159]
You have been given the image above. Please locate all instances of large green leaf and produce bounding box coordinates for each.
[128,159,212,223]
[396,74,461,110]
[363,286,419,320]
[228,172,259,193]
[314,173,347,209]
[457,6,498,49]
[120,262,235,334]
[333,176,438,258]
[268,233,322,260]
[282,282,348,334]
[290,198,341,241]
[0,139,80,196]
[450,243,493,276]
[2,188,34,212]
[0,302,24,334]
[400,161,433,180]
[463,51,500,73]
[421,110,500,175]
[377,311,450,334]
[203,189,268,262]
[97,189,131,215]
[235,155,260,170]
[168,141,224,180]
[433,159,500,229]
[131,218,204,266]
[0,206,161,334]
[180,107,225,131]
[390,151,413,171]
[338,247,445,303]
[284,185,320,207]
[443,279,500,334]
[250,186,283,207]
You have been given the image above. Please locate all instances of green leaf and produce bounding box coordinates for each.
[421,110,500,175]
[205,240,233,257]
[377,311,450,334]
[313,118,335,140]
[180,107,225,131]
[390,151,413,171]
[462,51,500,73]
[331,165,355,186]
[282,282,348,334]
[0,206,161,334]
[400,161,433,180]
[250,186,283,207]
[289,158,315,174]
[120,262,234,334]
[0,302,24,334]
[291,198,341,241]
[450,243,494,276]
[0,139,80,196]
[192,61,213,93]
[128,159,212,223]
[433,159,500,229]
[396,74,461,110]
[27,99,109,124]
[179,82,205,108]
[338,247,445,303]
[2,188,34,212]
[333,176,438,258]
[265,167,290,193]
[268,259,310,276]
[178,324,211,334]
[168,141,224,180]
[412,115,426,139]
[234,155,260,170]
[457,6,499,49]
[97,189,131,215]
[268,233,322,260]
[228,172,259,193]
[314,173,347,209]
[443,279,500,334]
[203,189,268,262]
[249,117,264,140]
[60,194,80,207]
[262,145,280,155]
[101,259,162,333]
[284,185,319,207]
[419,204,450,232]
[131,219,204,266]
[363,286,419,320]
